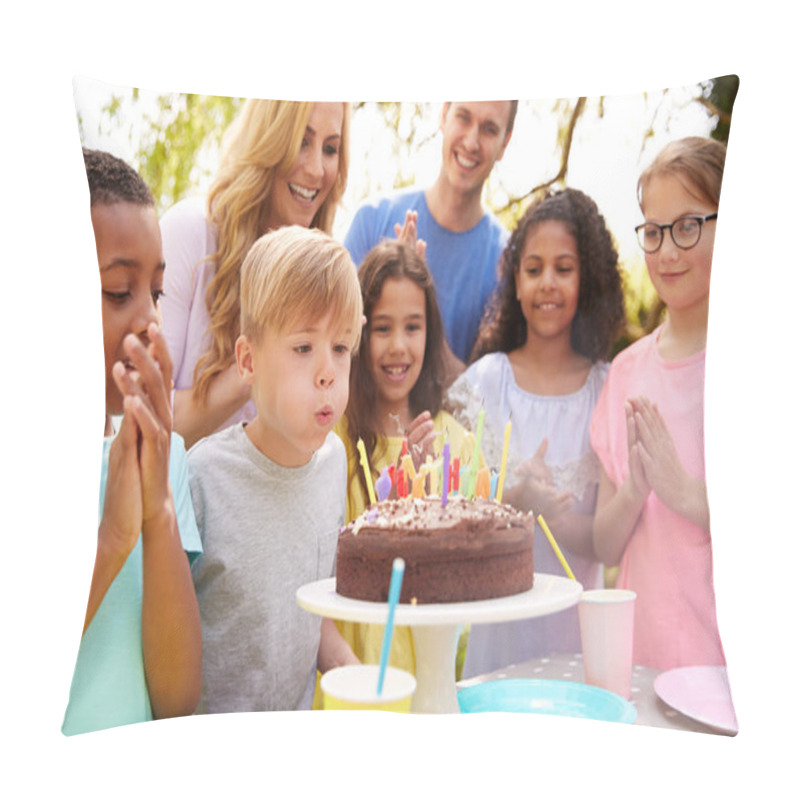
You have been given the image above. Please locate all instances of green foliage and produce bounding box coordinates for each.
[137,94,242,213]
[98,89,242,214]
[703,75,738,144]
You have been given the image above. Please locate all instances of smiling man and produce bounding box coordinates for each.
[344,101,517,368]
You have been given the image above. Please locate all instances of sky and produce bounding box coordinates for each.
[3,2,798,798]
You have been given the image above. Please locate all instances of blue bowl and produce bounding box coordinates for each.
[457,679,637,724]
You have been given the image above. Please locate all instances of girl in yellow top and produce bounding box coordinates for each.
[335,238,476,673]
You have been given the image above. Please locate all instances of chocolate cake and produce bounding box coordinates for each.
[335,495,535,604]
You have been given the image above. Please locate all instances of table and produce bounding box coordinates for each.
[297,573,582,714]
[457,652,735,734]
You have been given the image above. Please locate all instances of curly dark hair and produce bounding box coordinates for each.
[471,187,624,363]
[345,239,447,492]
[82,147,154,208]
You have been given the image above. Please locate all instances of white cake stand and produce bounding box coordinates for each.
[297,573,582,714]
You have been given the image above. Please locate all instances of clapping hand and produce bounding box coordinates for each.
[394,210,427,261]
[108,323,174,530]
[625,399,651,502]
[628,396,695,516]
[513,439,573,520]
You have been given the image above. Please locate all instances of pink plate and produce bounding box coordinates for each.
[654,666,738,735]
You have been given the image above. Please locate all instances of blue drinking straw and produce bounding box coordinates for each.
[377,557,405,695]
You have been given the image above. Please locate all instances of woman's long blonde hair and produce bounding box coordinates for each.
[193,98,351,403]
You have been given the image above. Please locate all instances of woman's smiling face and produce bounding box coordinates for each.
[262,102,344,232]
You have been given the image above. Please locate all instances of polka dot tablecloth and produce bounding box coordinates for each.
[457,652,732,734]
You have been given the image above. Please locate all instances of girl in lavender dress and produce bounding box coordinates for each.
[447,188,624,678]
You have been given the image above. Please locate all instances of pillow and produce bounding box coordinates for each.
[68,76,737,736]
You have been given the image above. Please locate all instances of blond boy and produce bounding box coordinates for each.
[188,226,362,712]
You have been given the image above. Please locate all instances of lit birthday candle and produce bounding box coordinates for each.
[495,419,512,503]
[356,438,377,506]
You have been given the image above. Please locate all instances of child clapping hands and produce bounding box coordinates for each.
[63,150,202,736]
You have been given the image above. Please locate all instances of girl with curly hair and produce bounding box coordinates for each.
[159,100,350,448]
[448,187,624,677]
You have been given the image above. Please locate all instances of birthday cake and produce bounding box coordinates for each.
[335,495,535,604]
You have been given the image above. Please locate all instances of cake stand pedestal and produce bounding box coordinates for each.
[297,573,582,714]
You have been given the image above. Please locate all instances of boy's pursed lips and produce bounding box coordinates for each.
[315,404,334,425]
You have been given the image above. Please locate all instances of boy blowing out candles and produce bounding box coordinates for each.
[187,226,362,712]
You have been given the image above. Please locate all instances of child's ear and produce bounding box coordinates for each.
[235,334,256,386]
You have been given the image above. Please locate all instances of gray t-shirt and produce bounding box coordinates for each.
[188,424,346,713]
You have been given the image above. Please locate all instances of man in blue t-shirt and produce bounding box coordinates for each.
[344,101,518,370]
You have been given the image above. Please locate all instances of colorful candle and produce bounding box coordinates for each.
[441,442,450,507]
[427,457,437,496]
[375,467,392,502]
[495,419,512,504]
[401,454,417,482]
[356,438,377,506]
[474,466,491,499]
[397,469,406,498]
[467,405,485,499]
[411,473,426,499]
[452,457,460,492]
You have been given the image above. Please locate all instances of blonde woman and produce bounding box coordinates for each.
[160,99,350,448]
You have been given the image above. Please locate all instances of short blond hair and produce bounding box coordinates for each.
[240,225,363,350]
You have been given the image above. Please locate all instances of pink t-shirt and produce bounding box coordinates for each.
[590,327,726,670]
[159,197,257,432]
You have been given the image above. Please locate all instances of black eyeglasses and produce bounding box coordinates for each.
[635,213,718,253]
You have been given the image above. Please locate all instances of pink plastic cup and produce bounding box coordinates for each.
[578,589,636,699]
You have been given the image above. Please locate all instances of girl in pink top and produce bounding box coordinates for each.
[590,137,728,671]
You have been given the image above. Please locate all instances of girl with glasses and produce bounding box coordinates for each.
[590,137,728,671]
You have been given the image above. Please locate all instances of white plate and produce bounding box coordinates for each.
[654,665,738,735]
